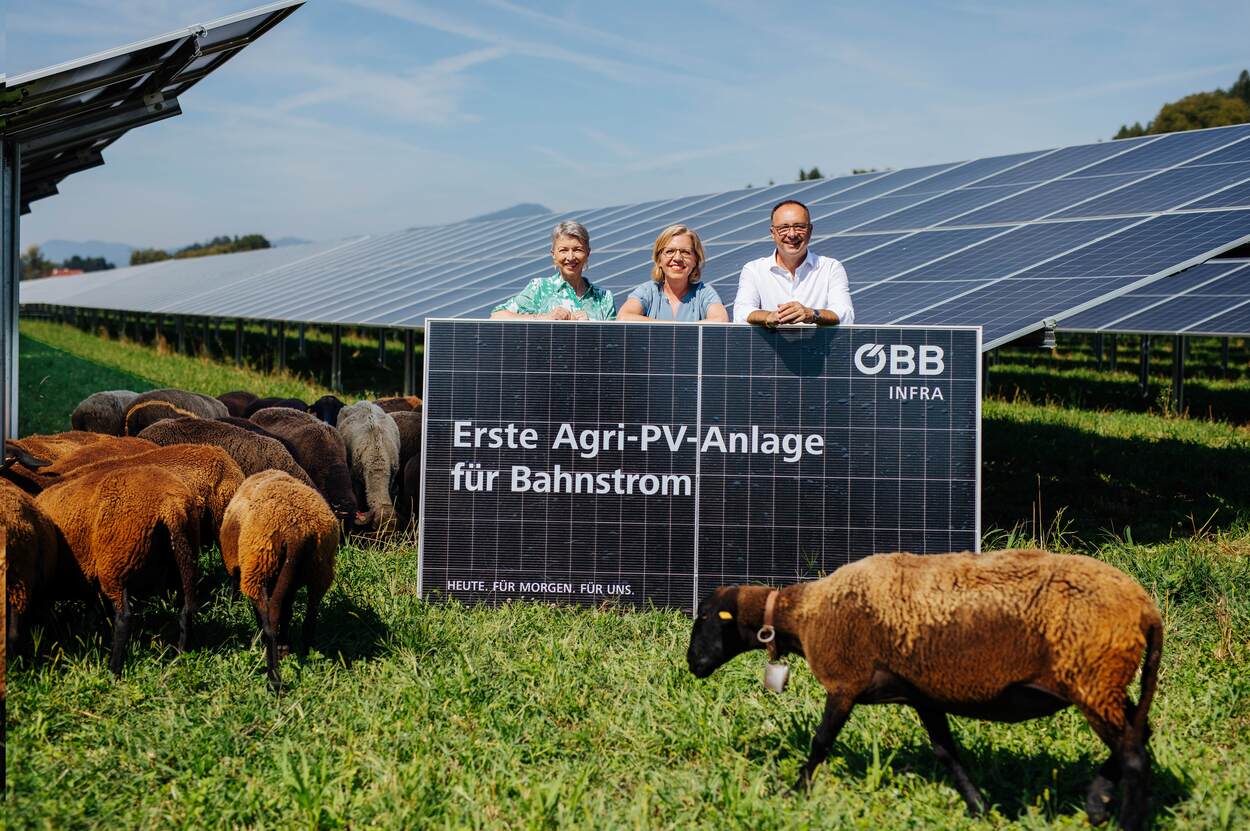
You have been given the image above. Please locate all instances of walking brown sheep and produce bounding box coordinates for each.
[687,548,1163,831]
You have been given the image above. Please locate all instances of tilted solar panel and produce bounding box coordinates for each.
[19,123,1250,349]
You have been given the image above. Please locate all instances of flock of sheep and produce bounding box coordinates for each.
[3,385,1167,827]
[2,387,422,690]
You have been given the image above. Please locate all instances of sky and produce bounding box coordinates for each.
[8,0,1250,251]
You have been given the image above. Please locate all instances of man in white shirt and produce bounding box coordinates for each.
[732,200,855,327]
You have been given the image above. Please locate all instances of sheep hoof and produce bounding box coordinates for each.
[1085,786,1113,826]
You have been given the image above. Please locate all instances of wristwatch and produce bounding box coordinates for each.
[808,308,821,324]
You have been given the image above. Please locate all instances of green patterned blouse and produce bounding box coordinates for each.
[493,274,616,320]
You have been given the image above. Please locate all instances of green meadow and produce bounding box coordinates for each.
[5,321,1249,829]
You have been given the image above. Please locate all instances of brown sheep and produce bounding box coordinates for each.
[1,481,63,658]
[137,418,315,488]
[123,388,229,435]
[250,407,358,525]
[687,548,1163,831]
[389,410,422,529]
[374,395,421,414]
[4,434,155,493]
[220,470,338,692]
[36,465,205,674]
[242,397,309,418]
[70,390,140,435]
[58,444,244,542]
[217,390,259,417]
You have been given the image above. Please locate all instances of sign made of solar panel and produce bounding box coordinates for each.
[419,320,981,610]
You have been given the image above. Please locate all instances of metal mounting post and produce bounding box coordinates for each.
[235,319,244,367]
[1138,335,1150,395]
[1108,333,1117,371]
[403,329,415,396]
[176,316,186,353]
[331,325,342,392]
[1094,333,1104,370]
[1172,335,1185,414]
[378,329,387,368]
[277,321,287,372]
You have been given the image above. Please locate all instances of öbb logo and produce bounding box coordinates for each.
[854,343,945,376]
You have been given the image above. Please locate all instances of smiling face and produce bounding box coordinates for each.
[552,235,590,283]
[770,202,812,262]
[659,233,698,285]
[687,586,752,678]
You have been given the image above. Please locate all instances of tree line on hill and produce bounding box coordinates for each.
[1114,69,1250,138]
[17,234,273,279]
[129,234,271,265]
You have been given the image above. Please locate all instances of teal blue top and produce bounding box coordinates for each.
[626,280,723,321]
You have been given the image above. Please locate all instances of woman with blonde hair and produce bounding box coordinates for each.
[616,224,728,322]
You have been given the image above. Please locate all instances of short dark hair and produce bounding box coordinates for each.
[770,199,810,222]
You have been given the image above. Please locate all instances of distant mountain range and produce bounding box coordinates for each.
[35,236,312,266]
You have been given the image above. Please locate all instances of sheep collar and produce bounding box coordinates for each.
[758,589,789,693]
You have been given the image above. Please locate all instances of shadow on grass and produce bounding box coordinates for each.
[307,589,391,666]
[989,367,1250,424]
[18,334,157,435]
[982,416,1250,544]
[754,717,1187,826]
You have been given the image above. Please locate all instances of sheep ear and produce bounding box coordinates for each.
[717,610,734,621]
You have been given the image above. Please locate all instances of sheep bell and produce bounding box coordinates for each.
[687,586,754,678]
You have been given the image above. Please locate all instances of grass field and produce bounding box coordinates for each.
[6,321,1250,829]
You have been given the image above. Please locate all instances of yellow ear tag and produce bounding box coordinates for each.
[718,611,734,621]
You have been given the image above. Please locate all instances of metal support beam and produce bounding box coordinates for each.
[1222,337,1230,375]
[2,140,20,441]
[331,325,342,392]
[298,322,306,357]
[234,319,244,367]
[378,329,387,368]
[403,329,415,396]
[277,321,287,372]
[1139,335,1150,396]
[1172,335,1185,414]
[1108,333,1118,372]
[1093,333,1104,370]
[176,316,185,353]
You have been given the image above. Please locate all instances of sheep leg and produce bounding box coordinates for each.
[170,527,198,653]
[301,587,324,656]
[1078,698,1148,831]
[792,693,853,793]
[915,706,987,816]
[108,589,134,676]
[258,586,282,693]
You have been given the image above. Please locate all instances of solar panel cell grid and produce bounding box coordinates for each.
[856,184,1028,232]
[976,138,1157,186]
[945,173,1142,226]
[843,227,1007,282]
[1075,125,1250,176]
[1054,162,1250,218]
[1184,302,1250,334]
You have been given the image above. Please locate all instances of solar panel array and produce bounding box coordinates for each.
[1060,259,1250,336]
[2,0,303,213]
[20,123,1250,349]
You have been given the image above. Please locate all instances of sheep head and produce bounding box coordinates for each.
[687,585,772,678]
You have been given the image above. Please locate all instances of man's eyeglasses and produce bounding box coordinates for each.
[771,223,811,236]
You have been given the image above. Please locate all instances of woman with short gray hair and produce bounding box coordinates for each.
[490,220,615,320]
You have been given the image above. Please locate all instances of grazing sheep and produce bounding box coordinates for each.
[217,390,259,418]
[250,407,358,524]
[396,455,421,530]
[70,390,139,435]
[337,401,401,531]
[60,444,244,542]
[137,417,314,488]
[389,410,422,528]
[687,548,1163,831]
[124,388,228,436]
[4,434,154,493]
[243,397,309,418]
[1,481,63,657]
[309,395,346,426]
[36,465,205,674]
[373,395,421,414]
[220,470,338,691]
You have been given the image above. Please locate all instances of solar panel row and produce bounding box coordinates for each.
[1060,260,1250,336]
[20,123,1250,348]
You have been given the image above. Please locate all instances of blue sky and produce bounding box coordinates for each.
[10,0,1249,251]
